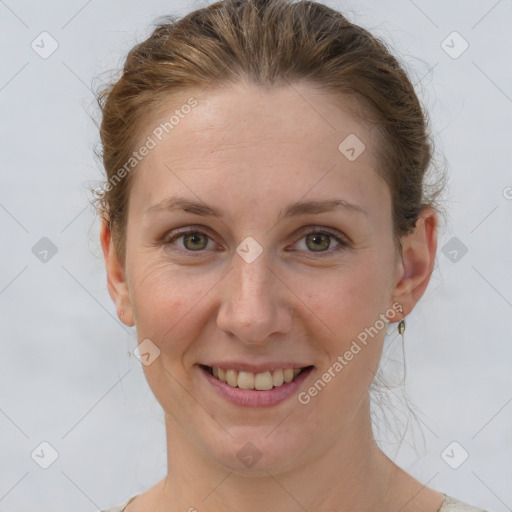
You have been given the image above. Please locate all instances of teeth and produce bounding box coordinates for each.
[209,366,307,390]
[254,371,273,391]
[284,368,295,383]
[272,369,284,387]
[226,369,238,387]
[237,371,255,389]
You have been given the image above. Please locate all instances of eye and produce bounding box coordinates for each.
[290,229,348,254]
[160,226,349,256]
[163,229,216,252]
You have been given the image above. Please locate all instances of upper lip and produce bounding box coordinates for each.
[200,362,314,373]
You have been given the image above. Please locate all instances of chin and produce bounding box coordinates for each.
[206,425,310,476]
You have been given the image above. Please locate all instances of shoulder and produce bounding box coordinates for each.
[440,494,492,512]
[100,494,140,512]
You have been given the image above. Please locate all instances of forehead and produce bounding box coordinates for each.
[130,82,388,215]
[141,82,375,155]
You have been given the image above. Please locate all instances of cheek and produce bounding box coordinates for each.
[302,261,392,343]
[299,266,391,410]
[127,256,219,351]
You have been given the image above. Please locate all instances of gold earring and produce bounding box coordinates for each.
[397,306,405,337]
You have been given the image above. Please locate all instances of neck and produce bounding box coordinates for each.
[157,395,399,512]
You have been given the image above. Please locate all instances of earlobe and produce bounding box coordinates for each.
[99,221,135,327]
[391,207,438,317]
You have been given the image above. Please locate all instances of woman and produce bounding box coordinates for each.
[94,0,490,510]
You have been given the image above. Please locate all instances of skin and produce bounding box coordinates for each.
[101,82,443,512]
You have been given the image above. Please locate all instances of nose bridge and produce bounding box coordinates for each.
[234,253,272,306]
[216,248,292,343]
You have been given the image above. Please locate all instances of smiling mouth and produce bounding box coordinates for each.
[199,364,314,391]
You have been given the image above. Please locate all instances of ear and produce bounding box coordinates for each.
[100,221,135,327]
[390,207,438,318]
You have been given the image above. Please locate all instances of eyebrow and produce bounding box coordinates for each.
[144,196,367,219]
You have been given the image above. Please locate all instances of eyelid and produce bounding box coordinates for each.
[286,226,350,254]
[292,225,348,241]
[162,225,215,242]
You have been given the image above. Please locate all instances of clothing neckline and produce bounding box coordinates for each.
[119,492,450,511]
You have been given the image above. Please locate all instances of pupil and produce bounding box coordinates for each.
[185,232,206,250]
[307,233,329,251]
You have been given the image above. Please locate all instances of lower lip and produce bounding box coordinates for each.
[198,365,314,408]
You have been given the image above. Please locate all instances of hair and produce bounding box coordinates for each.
[93,0,446,263]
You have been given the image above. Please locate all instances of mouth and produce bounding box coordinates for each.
[199,364,314,391]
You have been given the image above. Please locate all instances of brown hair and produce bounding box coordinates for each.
[93,0,445,260]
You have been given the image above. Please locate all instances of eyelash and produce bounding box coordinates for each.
[161,226,349,257]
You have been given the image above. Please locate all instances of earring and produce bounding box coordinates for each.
[397,305,407,383]
[397,305,405,337]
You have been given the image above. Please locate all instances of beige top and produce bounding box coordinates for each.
[100,493,491,511]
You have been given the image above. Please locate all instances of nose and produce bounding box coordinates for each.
[216,249,293,345]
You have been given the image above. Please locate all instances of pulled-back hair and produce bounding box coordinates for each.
[94,0,445,261]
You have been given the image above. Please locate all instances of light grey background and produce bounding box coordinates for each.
[1,1,511,511]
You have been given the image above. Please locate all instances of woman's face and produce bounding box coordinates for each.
[113,82,405,473]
